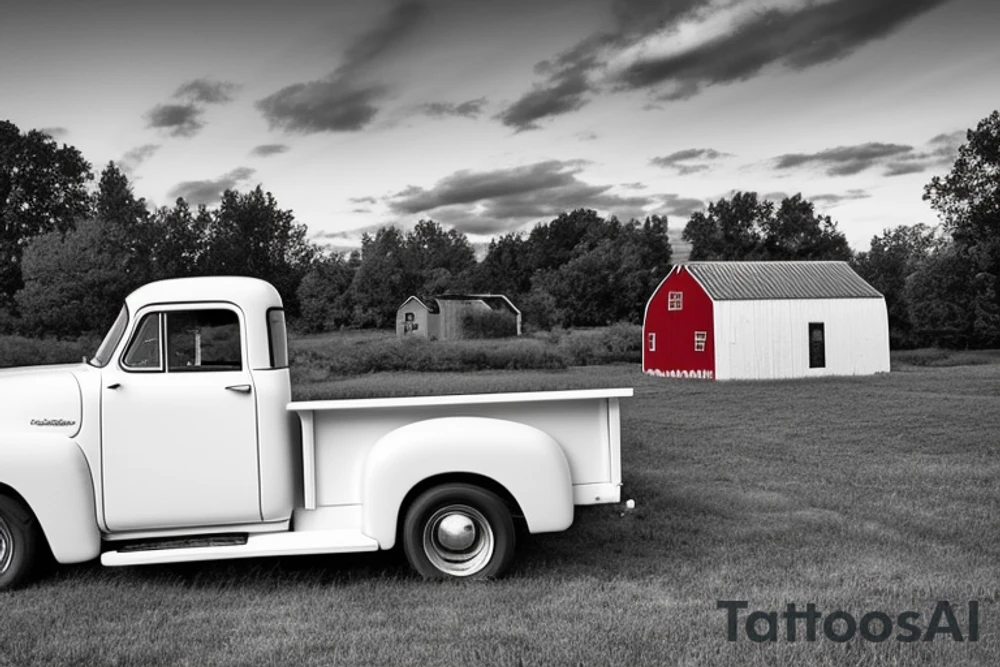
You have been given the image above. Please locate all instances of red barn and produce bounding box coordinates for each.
[643,262,889,380]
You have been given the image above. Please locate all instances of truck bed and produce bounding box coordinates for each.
[288,388,632,510]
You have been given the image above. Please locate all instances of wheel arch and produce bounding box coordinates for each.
[361,416,575,550]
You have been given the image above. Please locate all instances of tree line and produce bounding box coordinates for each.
[1,111,998,348]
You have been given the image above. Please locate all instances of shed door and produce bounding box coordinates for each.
[809,322,826,369]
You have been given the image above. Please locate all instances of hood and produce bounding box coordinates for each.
[0,364,84,438]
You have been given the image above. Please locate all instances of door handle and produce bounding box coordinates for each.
[107,383,121,390]
[225,384,252,393]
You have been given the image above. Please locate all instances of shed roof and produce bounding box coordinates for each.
[682,261,883,300]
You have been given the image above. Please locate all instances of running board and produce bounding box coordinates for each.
[101,530,379,566]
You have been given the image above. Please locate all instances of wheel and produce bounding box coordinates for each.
[402,484,516,579]
[0,495,42,591]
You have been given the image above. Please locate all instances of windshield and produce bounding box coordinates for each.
[89,306,129,367]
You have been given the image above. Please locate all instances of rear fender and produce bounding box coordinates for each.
[361,417,573,549]
[0,436,101,563]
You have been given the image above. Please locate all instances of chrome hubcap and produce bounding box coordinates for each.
[422,504,494,576]
[0,516,13,575]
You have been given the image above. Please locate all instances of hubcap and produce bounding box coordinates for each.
[422,504,494,576]
[0,516,13,575]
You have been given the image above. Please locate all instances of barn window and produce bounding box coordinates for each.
[668,291,683,310]
[809,323,826,368]
[694,331,707,352]
[648,333,656,351]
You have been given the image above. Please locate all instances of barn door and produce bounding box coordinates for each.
[809,323,825,368]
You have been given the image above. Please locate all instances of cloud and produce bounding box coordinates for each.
[118,144,160,175]
[174,78,240,105]
[386,159,678,235]
[660,194,705,217]
[651,147,733,175]
[774,142,913,176]
[146,103,204,138]
[167,167,256,206]
[416,98,487,119]
[250,144,290,157]
[40,126,68,139]
[256,3,427,134]
[884,130,965,176]
[350,196,378,205]
[615,0,949,99]
[257,81,387,133]
[810,189,871,206]
[499,0,948,128]
[497,68,594,131]
[145,77,240,138]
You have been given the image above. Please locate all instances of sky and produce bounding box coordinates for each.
[2,0,998,254]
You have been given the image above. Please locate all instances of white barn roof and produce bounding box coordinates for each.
[684,261,882,300]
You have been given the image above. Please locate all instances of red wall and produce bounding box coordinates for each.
[642,267,715,379]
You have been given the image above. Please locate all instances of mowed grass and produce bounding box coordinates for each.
[2,363,999,666]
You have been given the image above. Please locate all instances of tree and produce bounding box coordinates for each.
[348,227,411,327]
[762,194,852,261]
[469,233,532,297]
[201,186,317,316]
[402,220,475,294]
[296,252,356,332]
[905,242,1000,349]
[683,192,852,262]
[147,198,210,280]
[853,224,939,348]
[16,218,133,337]
[0,121,93,305]
[924,110,1000,346]
[682,192,770,260]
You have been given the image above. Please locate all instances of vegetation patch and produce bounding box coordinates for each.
[0,335,98,368]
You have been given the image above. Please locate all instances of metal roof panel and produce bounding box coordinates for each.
[683,261,883,300]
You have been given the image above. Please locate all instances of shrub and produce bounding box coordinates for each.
[0,335,98,368]
[460,310,518,339]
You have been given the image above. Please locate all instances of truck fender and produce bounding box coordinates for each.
[0,436,101,563]
[361,416,574,549]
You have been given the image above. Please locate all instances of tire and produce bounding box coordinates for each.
[0,495,42,591]
[402,484,516,579]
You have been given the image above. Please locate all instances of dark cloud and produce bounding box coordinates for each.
[174,78,240,105]
[257,81,386,133]
[350,196,378,205]
[501,0,949,128]
[167,167,256,206]
[40,126,68,139]
[774,142,913,176]
[616,0,949,99]
[145,77,240,138]
[660,194,705,217]
[416,98,487,119]
[118,144,160,174]
[338,2,427,77]
[146,103,203,137]
[256,3,427,134]
[386,159,678,235]
[810,189,871,206]
[884,130,965,176]
[250,144,290,157]
[496,70,592,131]
[651,147,732,175]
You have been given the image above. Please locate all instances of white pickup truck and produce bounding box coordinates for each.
[0,277,631,588]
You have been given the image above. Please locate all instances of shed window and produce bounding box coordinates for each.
[668,291,683,311]
[648,333,656,352]
[694,331,707,352]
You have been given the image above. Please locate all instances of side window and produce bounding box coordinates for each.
[267,308,288,369]
[694,331,707,352]
[123,313,162,369]
[648,332,656,352]
[167,310,243,372]
[668,291,683,311]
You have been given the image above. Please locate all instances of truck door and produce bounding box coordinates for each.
[101,304,261,532]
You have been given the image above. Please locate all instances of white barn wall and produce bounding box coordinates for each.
[713,298,890,380]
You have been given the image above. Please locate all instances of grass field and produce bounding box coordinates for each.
[1,355,999,665]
